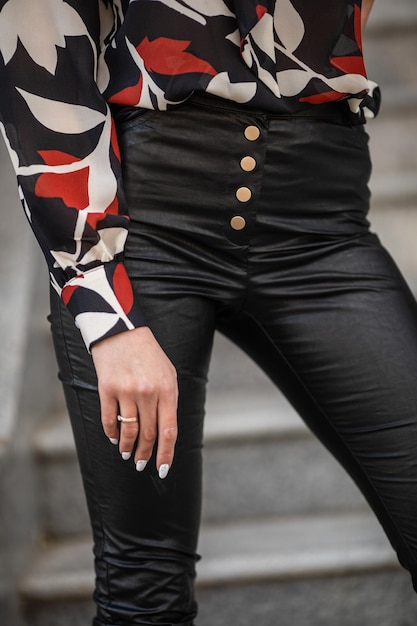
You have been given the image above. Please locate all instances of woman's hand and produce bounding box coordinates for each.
[91,326,178,478]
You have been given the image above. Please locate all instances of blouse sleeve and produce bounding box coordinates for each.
[0,0,145,351]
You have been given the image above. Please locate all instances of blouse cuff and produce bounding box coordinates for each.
[61,262,146,352]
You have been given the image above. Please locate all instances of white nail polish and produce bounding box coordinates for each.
[109,438,119,445]
[159,464,170,479]
[136,460,148,472]
[121,452,131,461]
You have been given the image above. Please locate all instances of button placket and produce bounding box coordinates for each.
[229,124,261,232]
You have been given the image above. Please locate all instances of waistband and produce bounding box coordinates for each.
[187,92,363,125]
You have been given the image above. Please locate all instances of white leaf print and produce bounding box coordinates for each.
[348,81,377,118]
[226,28,241,47]
[51,244,82,270]
[0,0,94,74]
[86,114,118,213]
[98,0,117,47]
[240,13,281,98]
[108,0,125,23]
[348,98,362,114]
[274,0,305,54]
[77,227,127,266]
[242,38,281,97]
[324,73,369,95]
[248,13,275,63]
[97,53,111,94]
[16,88,106,134]
[173,0,234,18]
[75,311,122,348]
[276,68,313,97]
[49,273,62,297]
[145,0,233,25]
[97,1,118,93]
[51,226,126,270]
[206,72,257,104]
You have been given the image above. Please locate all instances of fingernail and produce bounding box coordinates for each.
[109,438,119,445]
[159,464,170,479]
[136,460,148,472]
[121,452,131,461]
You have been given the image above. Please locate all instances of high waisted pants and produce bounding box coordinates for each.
[49,95,417,625]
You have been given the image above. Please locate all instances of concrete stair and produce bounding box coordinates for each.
[19,510,411,626]
[364,0,417,208]
[364,0,417,298]
[12,0,417,624]
[32,373,367,540]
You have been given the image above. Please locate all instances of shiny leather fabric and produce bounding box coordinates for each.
[49,96,417,625]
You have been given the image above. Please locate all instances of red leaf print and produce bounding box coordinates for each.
[108,75,143,107]
[85,196,119,229]
[113,263,134,315]
[354,3,363,52]
[86,212,107,229]
[105,196,119,216]
[331,55,366,76]
[256,5,267,20]
[110,118,121,162]
[62,284,79,306]
[38,150,81,166]
[35,167,90,210]
[137,37,217,76]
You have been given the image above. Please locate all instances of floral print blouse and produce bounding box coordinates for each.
[0,0,374,350]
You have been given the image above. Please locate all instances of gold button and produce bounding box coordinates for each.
[230,216,246,231]
[236,186,252,203]
[240,156,257,172]
[244,125,260,141]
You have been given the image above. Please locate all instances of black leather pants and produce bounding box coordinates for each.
[49,95,417,625]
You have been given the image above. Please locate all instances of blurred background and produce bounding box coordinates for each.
[0,1,417,624]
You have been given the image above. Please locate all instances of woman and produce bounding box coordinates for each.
[2,1,417,624]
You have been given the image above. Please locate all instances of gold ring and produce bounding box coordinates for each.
[117,415,138,424]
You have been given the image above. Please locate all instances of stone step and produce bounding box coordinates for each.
[33,405,367,536]
[371,169,417,209]
[202,387,367,523]
[19,510,417,626]
[367,0,416,31]
[362,87,417,210]
[362,0,417,205]
[365,8,417,88]
[34,333,367,538]
[367,101,417,198]
[369,205,417,296]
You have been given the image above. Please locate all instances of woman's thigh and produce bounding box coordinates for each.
[49,287,216,625]
[221,231,417,585]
